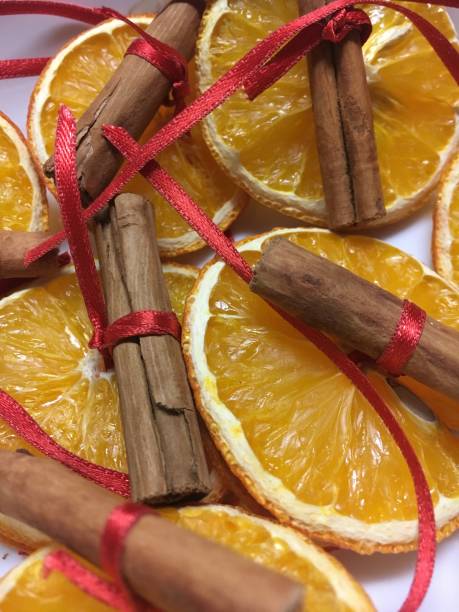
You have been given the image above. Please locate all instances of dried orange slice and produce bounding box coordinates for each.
[183,228,459,552]
[0,112,47,231]
[433,151,459,285]
[0,506,373,611]
[0,262,197,550]
[27,16,246,257]
[196,1,459,228]
[0,547,108,612]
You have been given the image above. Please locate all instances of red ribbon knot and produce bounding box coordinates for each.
[321,7,372,44]
[377,300,427,377]
[102,7,189,111]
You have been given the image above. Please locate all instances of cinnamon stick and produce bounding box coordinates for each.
[0,231,59,278]
[44,2,209,502]
[130,0,169,14]
[0,452,304,612]
[97,193,210,504]
[299,0,384,229]
[250,237,459,403]
[44,0,204,201]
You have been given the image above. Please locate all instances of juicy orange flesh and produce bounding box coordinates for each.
[446,177,459,286]
[163,506,352,612]
[0,551,111,612]
[203,1,457,209]
[37,21,239,245]
[0,123,36,230]
[0,266,195,471]
[0,507,362,612]
[204,232,459,521]
[163,266,197,320]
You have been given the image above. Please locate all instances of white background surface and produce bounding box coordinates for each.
[0,1,458,610]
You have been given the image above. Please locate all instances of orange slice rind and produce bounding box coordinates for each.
[183,227,459,552]
[0,111,47,232]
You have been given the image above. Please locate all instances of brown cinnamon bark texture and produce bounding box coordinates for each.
[0,452,304,612]
[44,2,209,503]
[0,231,59,278]
[250,237,459,403]
[44,0,204,202]
[97,194,210,504]
[299,0,384,229]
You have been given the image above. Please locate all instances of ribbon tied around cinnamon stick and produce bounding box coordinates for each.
[377,300,427,377]
[321,7,372,44]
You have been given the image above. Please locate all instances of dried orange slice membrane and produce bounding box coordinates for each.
[196,1,459,228]
[183,228,459,552]
[27,16,246,257]
[0,505,373,611]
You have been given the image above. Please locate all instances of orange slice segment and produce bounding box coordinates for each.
[433,151,459,286]
[196,1,458,228]
[0,112,47,231]
[27,16,246,257]
[183,228,459,552]
[0,263,197,550]
[0,506,373,611]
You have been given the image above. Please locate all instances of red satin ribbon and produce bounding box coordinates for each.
[0,389,130,495]
[378,300,427,376]
[0,1,456,610]
[105,6,189,110]
[32,105,436,612]
[0,2,189,106]
[53,106,181,363]
[44,503,154,612]
[54,106,109,356]
[44,549,128,610]
[104,310,181,349]
[100,503,153,611]
[25,0,459,265]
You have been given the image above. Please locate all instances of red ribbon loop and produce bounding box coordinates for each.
[52,105,184,362]
[103,7,189,110]
[100,502,153,611]
[44,503,153,612]
[103,310,181,349]
[322,7,372,43]
[377,300,427,377]
[53,105,111,364]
